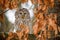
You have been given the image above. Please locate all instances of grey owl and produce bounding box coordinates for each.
[15,8,31,32]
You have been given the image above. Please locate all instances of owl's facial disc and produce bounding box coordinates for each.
[19,12,25,19]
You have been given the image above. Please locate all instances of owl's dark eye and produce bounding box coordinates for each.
[24,13,26,14]
[20,13,22,14]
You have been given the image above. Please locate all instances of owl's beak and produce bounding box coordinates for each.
[22,16,25,19]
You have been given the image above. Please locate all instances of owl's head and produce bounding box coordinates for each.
[15,8,30,19]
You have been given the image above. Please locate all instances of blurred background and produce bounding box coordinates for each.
[0,0,60,40]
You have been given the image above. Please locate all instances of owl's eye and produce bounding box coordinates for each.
[24,13,26,14]
[20,13,22,14]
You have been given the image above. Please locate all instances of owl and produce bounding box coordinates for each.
[15,8,31,33]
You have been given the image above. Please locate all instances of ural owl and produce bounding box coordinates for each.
[15,8,32,33]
